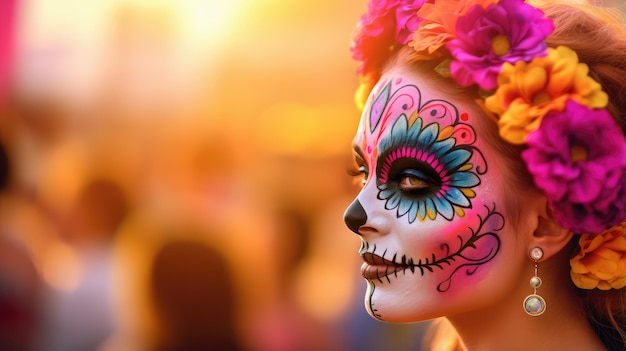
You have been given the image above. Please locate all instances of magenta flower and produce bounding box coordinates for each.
[446,0,554,90]
[396,1,426,44]
[351,0,426,77]
[521,100,626,233]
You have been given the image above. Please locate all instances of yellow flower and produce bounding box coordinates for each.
[485,46,608,144]
[355,73,379,112]
[570,221,626,290]
[409,0,495,60]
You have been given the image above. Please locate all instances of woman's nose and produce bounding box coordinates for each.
[344,198,367,234]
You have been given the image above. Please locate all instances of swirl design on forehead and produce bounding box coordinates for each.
[364,78,487,223]
[365,78,459,144]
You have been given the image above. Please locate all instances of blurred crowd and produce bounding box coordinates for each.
[0,0,434,350]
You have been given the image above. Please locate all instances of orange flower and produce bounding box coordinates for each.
[409,0,496,60]
[570,221,626,290]
[485,46,609,144]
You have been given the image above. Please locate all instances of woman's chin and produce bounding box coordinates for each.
[363,279,446,323]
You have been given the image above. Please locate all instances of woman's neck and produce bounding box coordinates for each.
[446,269,606,351]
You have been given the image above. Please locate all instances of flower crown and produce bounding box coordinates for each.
[351,0,626,290]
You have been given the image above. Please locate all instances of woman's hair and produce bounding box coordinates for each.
[537,4,626,349]
[539,1,626,133]
[385,1,626,349]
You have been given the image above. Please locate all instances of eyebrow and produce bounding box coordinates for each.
[352,144,365,159]
[353,144,366,161]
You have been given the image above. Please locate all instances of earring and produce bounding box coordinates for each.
[523,247,546,316]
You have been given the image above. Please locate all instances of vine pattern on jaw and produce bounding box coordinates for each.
[361,203,503,292]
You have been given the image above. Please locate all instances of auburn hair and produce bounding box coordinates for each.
[538,2,626,349]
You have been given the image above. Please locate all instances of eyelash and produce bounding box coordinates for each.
[382,156,441,195]
[348,165,368,185]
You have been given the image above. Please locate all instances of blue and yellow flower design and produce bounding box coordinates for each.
[376,114,481,223]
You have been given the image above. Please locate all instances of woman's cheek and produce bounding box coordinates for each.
[397,203,504,294]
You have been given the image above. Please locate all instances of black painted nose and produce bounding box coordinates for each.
[344,199,367,235]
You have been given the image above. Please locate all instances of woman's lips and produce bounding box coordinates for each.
[361,262,407,280]
[360,252,410,280]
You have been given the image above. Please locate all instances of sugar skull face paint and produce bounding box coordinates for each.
[344,66,519,322]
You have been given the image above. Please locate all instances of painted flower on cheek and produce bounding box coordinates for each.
[376,115,481,223]
[446,0,554,90]
[570,221,626,290]
[521,100,626,233]
[409,0,496,60]
[485,46,609,144]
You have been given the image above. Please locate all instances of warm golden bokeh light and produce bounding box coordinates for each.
[0,0,438,350]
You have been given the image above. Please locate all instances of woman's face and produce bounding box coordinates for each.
[344,65,529,322]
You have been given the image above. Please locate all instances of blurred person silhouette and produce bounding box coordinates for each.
[38,176,130,351]
[101,213,245,351]
[246,207,344,351]
[0,234,40,351]
[149,239,242,351]
[0,139,43,351]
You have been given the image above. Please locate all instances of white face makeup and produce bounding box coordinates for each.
[344,66,520,322]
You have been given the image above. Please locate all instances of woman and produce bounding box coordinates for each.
[343,0,626,350]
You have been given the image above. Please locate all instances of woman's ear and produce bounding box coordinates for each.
[529,201,573,261]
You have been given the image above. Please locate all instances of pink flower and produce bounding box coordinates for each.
[521,100,626,233]
[408,0,495,60]
[396,1,425,44]
[351,0,426,78]
[446,0,554,90]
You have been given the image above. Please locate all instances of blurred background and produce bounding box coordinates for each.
[0,0,433,350]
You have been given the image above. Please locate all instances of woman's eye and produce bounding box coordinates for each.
[398,169,431,191]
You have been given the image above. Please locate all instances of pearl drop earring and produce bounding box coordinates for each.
[523,247,546,316]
